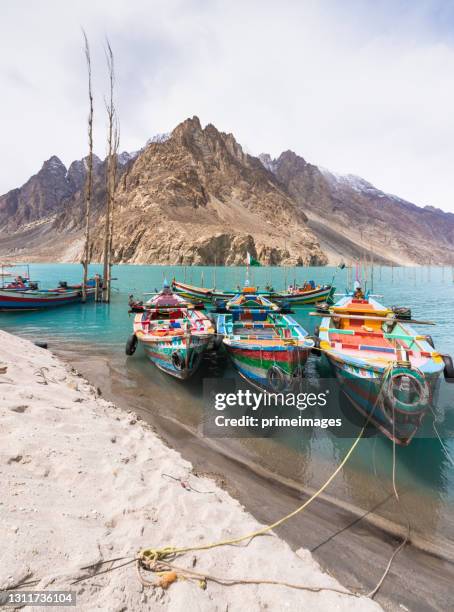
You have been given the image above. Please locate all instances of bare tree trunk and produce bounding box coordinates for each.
[108,118,120,296]
[102,39,117,303]
[82,30,94,302]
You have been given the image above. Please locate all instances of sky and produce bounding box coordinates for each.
[1,0,454,212]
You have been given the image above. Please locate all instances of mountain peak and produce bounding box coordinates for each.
[278,150,307,166]
[42,155,66,173]
[172,116,202,138]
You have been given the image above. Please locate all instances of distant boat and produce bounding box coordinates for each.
[172,279,335,306]
[217,286,314,391]
[314,291,450,445]
[0,275,101,311]
[126,282,215,380]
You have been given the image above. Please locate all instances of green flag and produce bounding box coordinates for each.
[247,252,261,267]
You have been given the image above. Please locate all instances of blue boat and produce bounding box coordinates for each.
[0,266,101,311]
[217,286,314,392]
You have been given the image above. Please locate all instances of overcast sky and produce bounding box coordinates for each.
[2,0,454,212]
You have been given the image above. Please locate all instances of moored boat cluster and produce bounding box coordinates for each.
[1,263,453,446]
[128,278,454,446]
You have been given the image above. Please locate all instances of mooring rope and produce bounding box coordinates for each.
[137,363,398,595]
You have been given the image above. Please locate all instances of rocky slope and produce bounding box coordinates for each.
[87,117,326,265]
[261,151,454,265]
[1,117,453,265]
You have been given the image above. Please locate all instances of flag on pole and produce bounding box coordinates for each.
[246,252,261,267]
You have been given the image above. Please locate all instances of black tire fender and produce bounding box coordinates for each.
[172,350,184,370]
[442,354,454,383]
[311,335,321,357]
[267,365,286,392]
[125,334,138,356]
[189,349,201,370]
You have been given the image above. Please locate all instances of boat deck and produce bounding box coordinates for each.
[329,331,394,351]
[233,326,280,339]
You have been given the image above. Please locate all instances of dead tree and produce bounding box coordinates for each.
[81,30,94,302]
[108,117,120,290]
[102,39,117,303]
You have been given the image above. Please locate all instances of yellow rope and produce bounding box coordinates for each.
[139,363,395,565]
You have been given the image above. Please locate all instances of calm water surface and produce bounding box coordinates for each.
[2,264,453,546]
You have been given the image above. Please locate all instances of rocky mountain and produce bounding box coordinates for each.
[86,117,326,265]
[0,117,453,266]
[0,156,76,234]
[263,150,454,265]
[0,118,326,265]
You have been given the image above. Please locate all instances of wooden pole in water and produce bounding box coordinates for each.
[81,31,94,303]
[371,256,374,293]
[94,274,100,301]
[102,39,117,303]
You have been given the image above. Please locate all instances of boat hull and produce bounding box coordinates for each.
[271,285,335,305]
[225,343,310,392]
[172,281,335,306]
[328,356,441,445]
[140,335,212,380]
[0,288,96,311]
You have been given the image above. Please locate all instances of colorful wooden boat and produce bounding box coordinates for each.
[273,283,335,305]
[0,277,100,311]
[315,293,446,445]
[126,283,215,380]
[217,287,314,391]
[172,279,334,306]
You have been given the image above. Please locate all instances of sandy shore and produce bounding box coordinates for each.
[0,331,380,611]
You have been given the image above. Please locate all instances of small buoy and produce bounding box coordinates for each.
[34,341,48,349]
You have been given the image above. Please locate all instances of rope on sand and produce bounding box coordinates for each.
[137,364,407,598]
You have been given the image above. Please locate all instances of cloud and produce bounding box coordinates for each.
[1,0,454,212]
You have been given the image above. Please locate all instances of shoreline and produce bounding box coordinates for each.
[0,331,378,611]
[60,344,454,612]
[0,259,429,268]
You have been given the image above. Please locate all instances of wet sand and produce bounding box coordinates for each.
[62,347,454,612]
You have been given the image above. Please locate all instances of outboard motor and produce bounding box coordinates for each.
[29,282,38,290]
[59,281,68,289]
[315,301,330,314]
[128,294,144,313]
[212,298,228,313]
[392,306,411,320]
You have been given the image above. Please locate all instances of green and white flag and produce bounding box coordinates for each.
[246,252,261,267]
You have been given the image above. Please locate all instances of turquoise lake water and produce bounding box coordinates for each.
[1,263,454,544]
